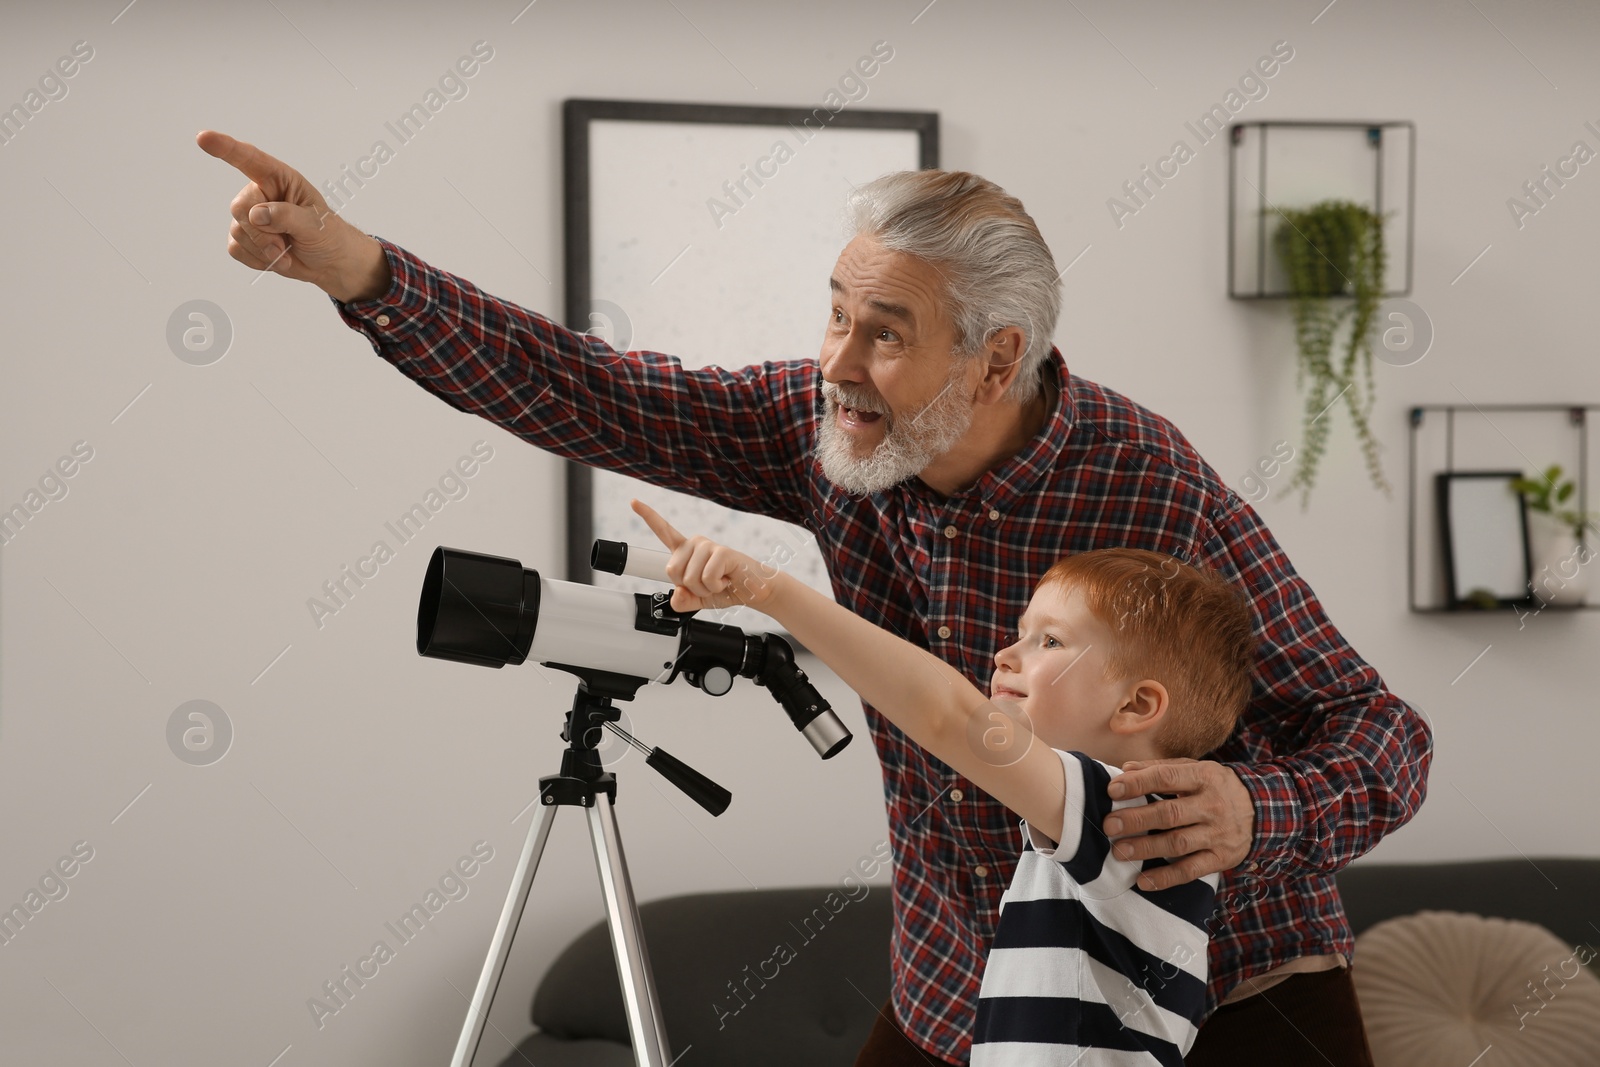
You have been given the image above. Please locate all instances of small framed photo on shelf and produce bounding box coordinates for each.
[1435,470,1536,610]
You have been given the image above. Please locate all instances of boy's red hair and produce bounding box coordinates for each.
[1035,548,1257,759]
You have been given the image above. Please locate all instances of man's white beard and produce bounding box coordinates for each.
[815,362,975,495]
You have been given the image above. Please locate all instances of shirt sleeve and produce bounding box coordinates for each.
[1197,490,1434,881]
[1025,749,1148,895]
[327,236,818,527]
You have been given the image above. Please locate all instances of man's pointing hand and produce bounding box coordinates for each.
[196,130,391,303]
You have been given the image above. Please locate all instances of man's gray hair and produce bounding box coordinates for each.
[844,170,1061,407]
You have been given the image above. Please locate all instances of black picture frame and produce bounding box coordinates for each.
[560,97,939,590]
[1435,470,1536,611]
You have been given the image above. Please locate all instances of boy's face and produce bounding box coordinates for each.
[989,582,1129,752]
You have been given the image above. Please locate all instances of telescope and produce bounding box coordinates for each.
[415,537,850,1067]
[418,538,851,764]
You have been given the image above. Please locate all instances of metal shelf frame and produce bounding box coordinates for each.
[1228,120,1416,300]
[1407,403,1595,614]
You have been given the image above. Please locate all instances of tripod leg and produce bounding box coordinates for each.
[450,800,560,1067]
[589,794,673,1067]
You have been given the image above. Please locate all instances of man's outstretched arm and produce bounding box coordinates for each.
[196,130,817,524]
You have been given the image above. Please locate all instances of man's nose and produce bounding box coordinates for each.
[821,327,869,384]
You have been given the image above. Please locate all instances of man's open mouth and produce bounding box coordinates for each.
[839,403,884,425]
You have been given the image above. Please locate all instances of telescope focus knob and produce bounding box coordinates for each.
[699,665,734,696]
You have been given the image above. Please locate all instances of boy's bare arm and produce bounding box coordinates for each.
[760,570,1067,836]
[628,497,1068,836]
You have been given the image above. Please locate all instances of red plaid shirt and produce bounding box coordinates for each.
[332,238,1433,1063]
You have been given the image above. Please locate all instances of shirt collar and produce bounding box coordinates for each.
[898,344,1076,513]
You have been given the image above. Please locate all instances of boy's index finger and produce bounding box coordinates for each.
[629,498,684,550]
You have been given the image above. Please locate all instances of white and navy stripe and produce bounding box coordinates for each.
[971,749,1220,1066]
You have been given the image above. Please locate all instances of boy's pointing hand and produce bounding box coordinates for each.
[630,499,783,613]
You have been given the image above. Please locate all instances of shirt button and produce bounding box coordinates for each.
[937,625,952,639]
[943,525,957,539]
[974,865,989,879]
[375,314,391,326]
[988,509,1000,521]
[949,788,964,803]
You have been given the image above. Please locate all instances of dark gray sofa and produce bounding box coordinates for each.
[1334,856,1600,953]
[495,858,1600,1067]
[499,886,893,1067]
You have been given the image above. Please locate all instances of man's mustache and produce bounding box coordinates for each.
[824,388,889,415]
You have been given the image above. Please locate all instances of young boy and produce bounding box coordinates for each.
[630,498,1257,1066]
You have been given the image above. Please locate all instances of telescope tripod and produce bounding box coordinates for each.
[451,678,686,1067]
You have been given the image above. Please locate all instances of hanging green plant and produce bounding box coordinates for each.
[1271,198,1393,510]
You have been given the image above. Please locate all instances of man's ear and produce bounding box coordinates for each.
[974,325,1030,404]
[1108,679,1170,736]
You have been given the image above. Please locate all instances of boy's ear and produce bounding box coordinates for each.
[1108,679,1168,736]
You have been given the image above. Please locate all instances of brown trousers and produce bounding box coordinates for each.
[853,967,1376,1066]
[1184,966,1376,1066]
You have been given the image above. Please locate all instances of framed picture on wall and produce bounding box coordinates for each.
[1436,470,1536,610]
[561,97,939,640]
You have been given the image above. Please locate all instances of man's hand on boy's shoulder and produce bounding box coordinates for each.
[1099,759,1254,892]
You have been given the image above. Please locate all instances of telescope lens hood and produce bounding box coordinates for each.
[417,546,540,668]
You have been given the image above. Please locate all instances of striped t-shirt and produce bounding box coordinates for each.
[971,749,1221,1066]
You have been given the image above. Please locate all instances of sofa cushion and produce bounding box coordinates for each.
[1352,910,1600,1067]
[516,885,893,1066]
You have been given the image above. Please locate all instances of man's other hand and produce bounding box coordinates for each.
[1101,758,1255,891]
[196,130,391,303]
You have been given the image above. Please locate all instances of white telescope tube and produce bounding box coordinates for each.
[613,543,674,585]
[529,577,682,682]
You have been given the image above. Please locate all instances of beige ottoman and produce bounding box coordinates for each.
[1352,910,1600,1067]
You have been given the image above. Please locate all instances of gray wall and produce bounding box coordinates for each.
[2,1,1597,1064]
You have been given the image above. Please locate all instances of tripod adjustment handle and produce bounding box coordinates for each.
[646,746,732,816]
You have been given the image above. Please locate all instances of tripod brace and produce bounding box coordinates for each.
[451,667,704,1067]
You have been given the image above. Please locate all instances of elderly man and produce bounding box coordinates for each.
[200,130,1429,1067]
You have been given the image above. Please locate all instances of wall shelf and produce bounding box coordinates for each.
[1408,404,1597,614]
[1228,120,1415,299]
